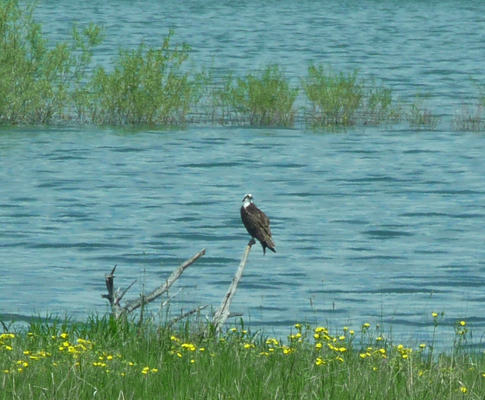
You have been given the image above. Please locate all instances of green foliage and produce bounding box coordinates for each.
[406,93,440,130]
[2,0,485,132]
[236,65,299,126]
[0,0,102,124]
[88,30,194,125]
[1,315,484,399]
[302,64,402,128]
[361,80,402,125]
[209,65,298,126]
[302,64,363,127]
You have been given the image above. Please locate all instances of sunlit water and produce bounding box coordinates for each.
[1,0,485,346]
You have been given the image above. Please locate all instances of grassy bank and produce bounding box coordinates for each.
[1,313,484,399]
[0,0,483,131]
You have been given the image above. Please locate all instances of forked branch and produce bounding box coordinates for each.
[102,249,206,320]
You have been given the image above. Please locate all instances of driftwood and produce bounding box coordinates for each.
[211,239,254,332]
[102,249,206,320]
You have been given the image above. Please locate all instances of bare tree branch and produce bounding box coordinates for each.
[102,249,206,320]
[211,239,254,332]
[122,248,206,316]
[166,305,209,328]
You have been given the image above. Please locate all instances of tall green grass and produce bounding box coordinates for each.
[1,314,484,399]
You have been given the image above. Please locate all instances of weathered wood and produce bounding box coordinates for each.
[211,239,254,332]
[102,249,206,320]
[166,305,209,328]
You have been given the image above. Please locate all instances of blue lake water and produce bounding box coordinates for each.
[1,0,485,345]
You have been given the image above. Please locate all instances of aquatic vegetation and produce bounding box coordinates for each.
[406,93,441,130]
[0,0,103,125]
[87,30,195,125]
[1,313,485,399]
[452,105,485,132]
[1,0,485,133]
[207,65,298,126]
[301,64,401,128]
[302,64,363,127]
[360,80,402,126]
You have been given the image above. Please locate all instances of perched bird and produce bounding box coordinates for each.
[240,194,276,255]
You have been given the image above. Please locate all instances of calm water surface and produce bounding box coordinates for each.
[1,0,485,344]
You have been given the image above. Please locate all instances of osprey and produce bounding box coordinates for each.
[240,194,276,255]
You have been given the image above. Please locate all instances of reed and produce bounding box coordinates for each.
[1,313,484,399]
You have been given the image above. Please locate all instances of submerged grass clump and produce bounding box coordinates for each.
[204,65,298,126]
[302,64,363,127]
[0,0,103,125]
[406,94,441,130]
[87,31,195,125]
[301,64,402,128]
[452,105,485,131]
[1,313,485,399]
[1,0,485,132]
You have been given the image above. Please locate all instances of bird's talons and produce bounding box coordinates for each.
[248,238,256,247]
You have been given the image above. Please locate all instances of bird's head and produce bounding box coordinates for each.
[242,194,253,207]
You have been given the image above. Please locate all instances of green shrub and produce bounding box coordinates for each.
[302,65,402,129]
[406,94,440,130]
[211,65,298,126]
[87,31,194,125]
[302,64,363,127]
[0,0,102,124]
[361,80,402,125]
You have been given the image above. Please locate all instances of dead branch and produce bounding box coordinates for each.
[166,305,209,328]
[211,239,254,332]
[102,249,206,319]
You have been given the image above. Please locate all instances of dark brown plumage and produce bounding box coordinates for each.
[240,194,276,255]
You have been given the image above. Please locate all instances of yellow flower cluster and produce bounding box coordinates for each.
[169,334,205,364]
[395,344,412,359]
[0,333,15,352]
[313,326,348,366]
